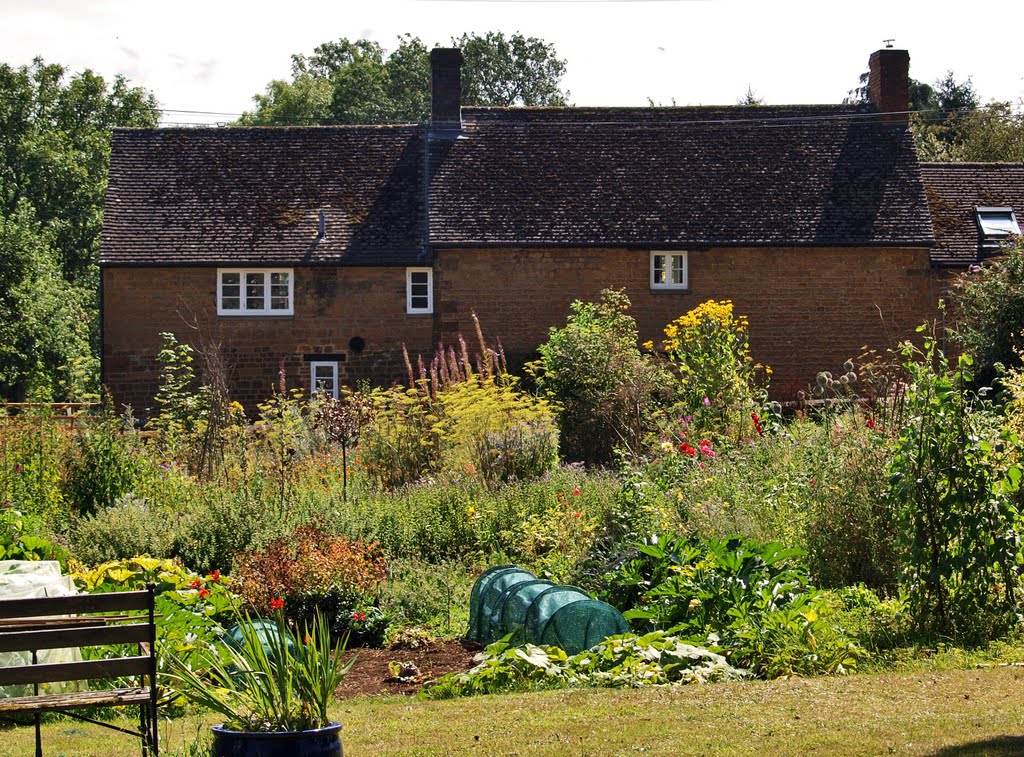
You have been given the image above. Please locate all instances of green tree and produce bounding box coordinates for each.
[917,101,1024,162]
[0,200,94,400]
[0,58,160,284]
[240,32,568,126]
[0,58,159,400]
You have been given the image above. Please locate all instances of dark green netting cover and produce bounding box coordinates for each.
[467,567,629,653]
[538,598,631,655]
[489,579,554,643]
[468,566,535,644]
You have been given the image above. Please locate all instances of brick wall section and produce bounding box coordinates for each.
[104,247,942,412]
[434,246,941,399]
[102,267,434,415]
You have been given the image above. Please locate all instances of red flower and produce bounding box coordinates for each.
[198,587,210,599]
[351,611,367,622]
[189,578,201,590]
[680,442,697,457]
[572,511,582,519]
[866,417,876,429]
[572,487,580,496]
[270,598,284,611]
[209,569,221,582]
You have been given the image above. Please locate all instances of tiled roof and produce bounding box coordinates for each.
[920,162,1024,267]
[428,105,934,248]
[101,106,937,267]
[100,127,426,266]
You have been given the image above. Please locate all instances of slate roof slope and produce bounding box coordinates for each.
[920,162,1024,267]
[429,105,934,248]
[100,127,425,266]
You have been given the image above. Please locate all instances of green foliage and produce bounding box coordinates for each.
[70,556,236,689]
[949,237,1024,387]
[0,505,67,564]
[0,58,158,400]
[438,375,558,485]
[533,289,673,464]
[360,385,441,487]
[887,332,1023,640]
[241,32,568,126]
[0,408,68,521]
[167,608,354,733]
[381,558,475,637]
[601,534,864,677]
[61,401,140,516]
[0,201,94,401]
[421,631,743,700]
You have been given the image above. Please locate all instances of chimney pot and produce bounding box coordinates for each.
[868,48,910,126]
[430,48,463,133]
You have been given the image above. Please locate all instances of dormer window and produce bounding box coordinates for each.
[976,207,1021,255]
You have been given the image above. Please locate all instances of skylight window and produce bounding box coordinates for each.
[976,207,1021,238]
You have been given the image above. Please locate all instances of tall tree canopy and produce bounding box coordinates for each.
[0,58,159,400]
[240,32,569,126]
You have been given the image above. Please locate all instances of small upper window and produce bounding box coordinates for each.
[218,269,293,316]
[977,207,1021,254]
[650,251,688,290]
[406,267,433,314]
[310,361,338,399]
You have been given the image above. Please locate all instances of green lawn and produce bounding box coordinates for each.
[4,666,1024,756]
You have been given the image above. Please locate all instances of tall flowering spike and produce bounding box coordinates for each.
[402,344,415,388]
[278,359,287,395]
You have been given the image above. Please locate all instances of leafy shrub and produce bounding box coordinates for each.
[421,631,744,700]
[71,495,175,564]
[601,534,864,677]
[232,525,390,646]
[887,333,1023,640]
[0,408,69,521]
[0,505,67,565]
[948,237,1024,387]
[533,288,674,464]
[70,556,236,683]
[62,403,140,516]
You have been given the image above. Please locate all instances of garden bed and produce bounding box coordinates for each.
[335,639,480,698]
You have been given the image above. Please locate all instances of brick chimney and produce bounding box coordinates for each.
[430,48,463,133]
[868,48,910,126]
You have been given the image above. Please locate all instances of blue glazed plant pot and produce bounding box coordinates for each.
[211,721,343,757]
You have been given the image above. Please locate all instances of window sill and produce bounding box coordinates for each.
[649,288,690,294]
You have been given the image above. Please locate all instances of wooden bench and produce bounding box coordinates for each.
[0,586,158,756]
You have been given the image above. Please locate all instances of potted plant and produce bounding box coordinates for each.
[169,604,355,757]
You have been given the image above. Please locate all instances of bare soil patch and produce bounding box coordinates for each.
[335,639,481,698]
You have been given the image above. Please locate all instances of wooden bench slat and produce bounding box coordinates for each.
[0,590,151,619]
[0,655,151,687]
[0,687,151,714]
[0,622,151,653]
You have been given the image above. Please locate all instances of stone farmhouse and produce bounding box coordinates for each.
[99,47,1021,411]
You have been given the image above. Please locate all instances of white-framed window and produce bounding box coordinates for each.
[310,361,338,399]
[218,269,294,315]
[976,207,1020,254]
[406,267,433,314]
[650,251,688,290]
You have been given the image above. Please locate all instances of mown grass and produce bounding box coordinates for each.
[5,666,1024,756]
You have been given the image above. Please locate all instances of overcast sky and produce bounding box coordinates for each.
[2,0,1022,125]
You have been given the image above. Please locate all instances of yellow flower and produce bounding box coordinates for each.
[466,506,475,518]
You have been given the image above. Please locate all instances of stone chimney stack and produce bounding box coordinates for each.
[868,48,910,126]
[430,48,463,133]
